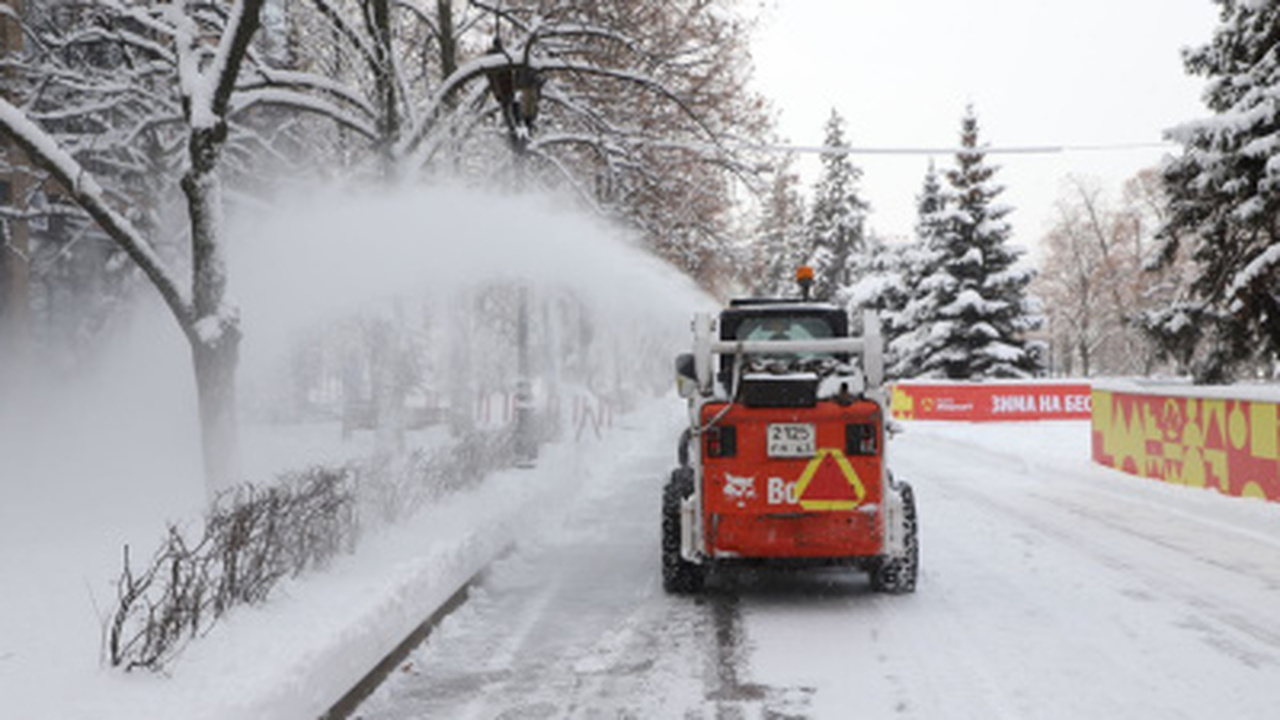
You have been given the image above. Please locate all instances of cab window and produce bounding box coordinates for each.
[735,316,835,343]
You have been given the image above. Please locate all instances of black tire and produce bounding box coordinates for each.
[871,480,918,594]
[662,468,704,594]
[676,428,692,467]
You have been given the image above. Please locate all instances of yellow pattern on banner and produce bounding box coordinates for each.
[890,386,915,419]
[1091,389,1280,503]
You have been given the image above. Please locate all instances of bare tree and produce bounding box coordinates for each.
[398,1,769,286]
[0,0,267,492]
[1037,179,1129,375]
[211,0,771,288]
[1034,173,1190,377]
[518,0,770,290]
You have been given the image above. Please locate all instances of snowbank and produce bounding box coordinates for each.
[1093,377,1280,404]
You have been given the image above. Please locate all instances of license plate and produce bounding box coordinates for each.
[767,423,815,458]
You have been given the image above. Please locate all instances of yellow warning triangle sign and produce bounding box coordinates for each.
[795,448,866,511]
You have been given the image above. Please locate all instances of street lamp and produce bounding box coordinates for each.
[513,64,541,137]
[483,35,542,467]
[484,38,542,155]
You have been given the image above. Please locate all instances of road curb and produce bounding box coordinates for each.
[320,566,485,719]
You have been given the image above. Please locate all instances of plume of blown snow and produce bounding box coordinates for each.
[227,183,715,374]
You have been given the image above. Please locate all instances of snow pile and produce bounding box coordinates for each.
[1094,377,1280,404]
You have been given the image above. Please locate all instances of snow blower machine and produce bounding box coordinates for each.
[663,268,918,594]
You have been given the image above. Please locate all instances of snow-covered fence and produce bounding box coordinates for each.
[1091,381,1280,503]
[891,380,1093,421]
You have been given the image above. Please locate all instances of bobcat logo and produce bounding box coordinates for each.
[723,473,757,508]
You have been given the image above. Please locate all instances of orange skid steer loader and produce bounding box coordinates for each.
[663,286,918,594]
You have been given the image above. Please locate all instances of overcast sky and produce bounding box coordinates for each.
[750,0,1221,259]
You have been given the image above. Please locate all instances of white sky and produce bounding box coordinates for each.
[750,0,1221,258]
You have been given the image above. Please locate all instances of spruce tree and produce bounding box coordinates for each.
[916,107,1042,379]
[845,236,911,376]
[1154,0,1280,382]
[889,161,950,379]
[755,153,810,297]
[806,109,869,301]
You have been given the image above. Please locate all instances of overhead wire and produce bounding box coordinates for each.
[737,141,1177,157]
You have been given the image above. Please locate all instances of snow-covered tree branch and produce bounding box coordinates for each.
[3,0,267,492]
[1155,0,1280,382]
[0,98,192,325]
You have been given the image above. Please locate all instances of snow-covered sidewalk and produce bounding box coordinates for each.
[0,397,675,720]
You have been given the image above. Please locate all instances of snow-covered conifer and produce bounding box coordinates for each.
[888,161,949,379]
[1155,0,1280,382]
[911,108,1042,379]
[806,110,869,301]
[845,235,912,376]
[754,153,810,297]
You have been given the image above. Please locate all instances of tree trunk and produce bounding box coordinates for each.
[368,0,398,178]
[1,44,32,377]
[0,174,30,369]
[1,0,263,496]
[437,0,457,85]
[447,298,475,437]
[184,123,242,493]
[192,332,241,494]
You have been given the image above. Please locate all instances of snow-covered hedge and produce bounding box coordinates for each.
[108,467,357,671]
[105,421,533,672]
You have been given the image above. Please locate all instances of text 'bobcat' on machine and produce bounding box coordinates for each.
[663,267,918,594]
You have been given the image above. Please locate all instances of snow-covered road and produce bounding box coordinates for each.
[356,409,1280,719]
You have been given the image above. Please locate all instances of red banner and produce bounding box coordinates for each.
[890,382,1092,421]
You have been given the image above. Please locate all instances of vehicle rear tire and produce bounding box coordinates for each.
[662,468,704,594]
[871,480,918,594]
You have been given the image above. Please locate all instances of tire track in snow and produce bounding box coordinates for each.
[890,428,1280,717]
[701,592,773,719]
[877,453,1192,718]
[904,430,1280,664]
